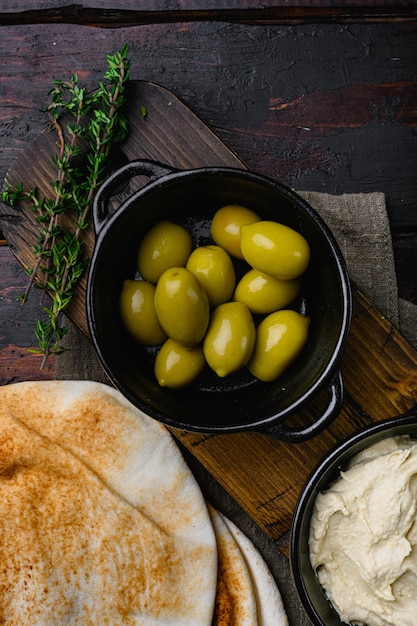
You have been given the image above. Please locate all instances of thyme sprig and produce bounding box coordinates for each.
[1,44,137,367]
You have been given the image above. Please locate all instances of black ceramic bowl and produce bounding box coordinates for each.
[86,160,352,442]
[290,410,417,625]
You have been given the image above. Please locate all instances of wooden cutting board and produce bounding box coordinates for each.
[2,80,417,554]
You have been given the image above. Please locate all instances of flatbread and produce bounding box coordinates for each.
[0,380,288,625]
[220,513,289,626]
[210,506,288,625]
[0,380,218,624]
[210,506,258,624]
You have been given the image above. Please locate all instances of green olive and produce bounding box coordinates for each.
[155,338,205,388]
[248,310,310,382]
[119,279,167,345]
[233,269,300,315]
[186,244,236,307]
[210,204,260,259]
[240,221,310,280]
[203,301,255,378]
[154,267,210,347]
[137,220,192,283]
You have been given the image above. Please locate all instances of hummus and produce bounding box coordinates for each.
[309,436,417,626]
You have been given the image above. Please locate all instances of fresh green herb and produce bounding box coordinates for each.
[1,43,140,367]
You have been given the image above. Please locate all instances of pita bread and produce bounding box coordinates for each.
[0,380,218,624]
[220,513,289,626]
[0,380,288,624]
[210,506,258,624]
[210,507,288,625]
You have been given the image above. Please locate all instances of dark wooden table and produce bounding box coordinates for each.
[1,2,417,620]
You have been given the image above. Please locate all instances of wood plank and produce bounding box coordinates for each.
[2,4,417,27]
[0,245,56,383]
[0,343,55,384]
[3,0,416,8]
[1,80,417,554]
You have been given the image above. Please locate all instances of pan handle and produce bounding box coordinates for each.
[92,159,178,235]
[263,370,344,443]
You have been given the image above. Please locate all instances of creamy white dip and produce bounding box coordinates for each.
[309,435,417,626]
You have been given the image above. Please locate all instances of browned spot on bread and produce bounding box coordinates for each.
[212,569,234,625]
[0,381,218,624]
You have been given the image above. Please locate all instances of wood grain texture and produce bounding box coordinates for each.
[1,80,417,552]
[1,20,416,305]
[0,245,56,383]
[2,4,417,27]
[2,0,416,8]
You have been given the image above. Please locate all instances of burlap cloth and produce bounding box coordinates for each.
[55,192,417,625]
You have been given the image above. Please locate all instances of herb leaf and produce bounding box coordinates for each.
[2,44,138,367]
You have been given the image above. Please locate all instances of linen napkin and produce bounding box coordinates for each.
[55,191,417,626]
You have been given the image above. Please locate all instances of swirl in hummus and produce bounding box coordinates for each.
[309,436,417,626]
